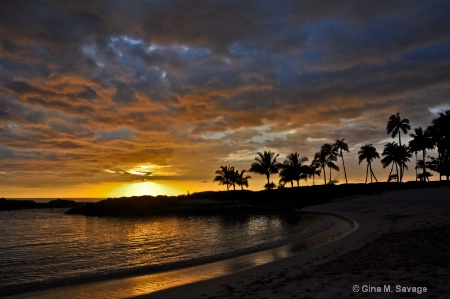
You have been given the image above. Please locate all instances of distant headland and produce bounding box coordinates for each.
[65,181,449,217]
[0,198,82,211]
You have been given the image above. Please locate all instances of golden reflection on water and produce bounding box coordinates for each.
[12,213,356,299]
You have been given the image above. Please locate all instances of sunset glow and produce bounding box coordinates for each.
[1,1,449,198]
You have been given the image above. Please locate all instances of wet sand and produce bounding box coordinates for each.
[142,186,450,299]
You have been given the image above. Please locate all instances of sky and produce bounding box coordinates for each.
[1,0,450,198]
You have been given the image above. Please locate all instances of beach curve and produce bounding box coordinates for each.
[139,186,450,299]
[6,186,449,298]
[4,212,356,299]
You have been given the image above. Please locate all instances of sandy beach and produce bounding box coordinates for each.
[142,186,450,299]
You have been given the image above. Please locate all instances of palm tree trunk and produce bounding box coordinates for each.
[398,132,403,181]
[388,163,394,182]
[415,152,418,181]
[341,155,348,184]
[400,161,404,182]
[369,162,378,182]
[422,149,426,181]
[365,164,369,184]
[322,166,327,185]
[395,162,399,182]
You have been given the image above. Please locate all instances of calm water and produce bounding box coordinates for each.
[0,207,325,295]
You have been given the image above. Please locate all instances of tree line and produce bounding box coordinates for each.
[214,110,450,190]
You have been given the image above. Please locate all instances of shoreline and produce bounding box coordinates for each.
[5,186,450,298]
[4,212,356,299]
[139,186,450,298]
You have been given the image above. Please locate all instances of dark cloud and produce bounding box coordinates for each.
[111,82,138,104]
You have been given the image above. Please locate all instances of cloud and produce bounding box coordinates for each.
[0,1,449,194]
[97,127,135,141]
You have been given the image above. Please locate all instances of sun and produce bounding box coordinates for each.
[107,181,183,197]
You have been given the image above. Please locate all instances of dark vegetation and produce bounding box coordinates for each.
[65,181,450,217]
[215,111,450,190]
[0,198,82,211]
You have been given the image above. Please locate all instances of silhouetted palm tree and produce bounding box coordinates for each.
[398,145,411,182]
[213,165,235,190]
[249,151,281,189]
[278,173,292,188]
[307,161,321,186]
[409,127,434,181]
[235,170,251,190]
[314,148,327,185]
[334,139,350,184]
[313,144,338,185]
[427,110,450,180]
[279,152,308,187]
[387,112,410,181]
[417,171,433,182]
[326,160,339,184]
[408,136,421,181]
[387,112,411,146]
[381,142,400,182]
[321,143,339,184]
[416,160,433,182]
[381,142,411,182]
[358,144,380,184]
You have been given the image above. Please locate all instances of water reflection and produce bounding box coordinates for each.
[12,213,356,299]
[1,210,342,298]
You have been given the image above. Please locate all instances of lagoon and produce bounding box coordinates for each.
[0,206,328,297]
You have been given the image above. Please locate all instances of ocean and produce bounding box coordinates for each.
[0,200,329,297]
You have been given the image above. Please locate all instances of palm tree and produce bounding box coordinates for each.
[386,112,410,181]
[279,163,295,188]
[313,150,327,185]
[307,161,321,186]
[399,145,412,182]
[314,144,338,185]
[278,173,292,188]
[386,112,411,146]
[279,152,308,187]
[409,127,434,181]
[358,144,380,184]
[427,110,450,180]
[213,165,235,190]
[327,149,339,184]
[333,139,350,184]
[323,143,339,184]
[408,135,421,181]
[381,142,400,182]
[381,142,411,182]
[417,170,433,182]
[249,151,281,189]
[235,170,251,190]
[416,160,433,182]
